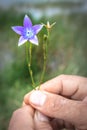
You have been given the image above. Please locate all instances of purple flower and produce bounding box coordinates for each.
[11,15,43,46]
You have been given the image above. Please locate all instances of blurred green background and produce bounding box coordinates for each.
[0,0,87,129]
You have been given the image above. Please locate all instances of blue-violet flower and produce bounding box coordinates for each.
[11,15,43,46]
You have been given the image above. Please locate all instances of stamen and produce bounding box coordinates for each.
[23,28,34,39]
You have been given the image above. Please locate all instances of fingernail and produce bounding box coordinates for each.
[36,111,49,122]
[30,90,46,106]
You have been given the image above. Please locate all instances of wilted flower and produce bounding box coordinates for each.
[11,15,43,46]
[43,21,56,30]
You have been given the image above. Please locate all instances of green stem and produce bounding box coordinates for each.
[26,41,29,64]
[39,29,50,88]
[39,35,48,88]
[26,42,35,89]
[47,29,50,38]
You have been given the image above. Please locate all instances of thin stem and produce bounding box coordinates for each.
[28,43,35,88]
[26,42,35,89]
[39,35,48,88]
[38,28,50,89]
[26,41,29,64]
[47,29,50,38]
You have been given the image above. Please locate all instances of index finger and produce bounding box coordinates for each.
[40,75,87,100]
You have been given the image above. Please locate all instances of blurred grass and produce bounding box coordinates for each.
[0,8,87,130]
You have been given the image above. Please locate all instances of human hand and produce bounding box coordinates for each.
[8,105,53,130]
[24,75,87,130]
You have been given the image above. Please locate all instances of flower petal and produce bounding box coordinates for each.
[18,36,27,46]
[11,26,24,35]
[33,24,43,34]
[29,35,38,45]
[23,15,32,28]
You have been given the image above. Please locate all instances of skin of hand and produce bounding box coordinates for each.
[8,105,53,130]
[24,75,87,130]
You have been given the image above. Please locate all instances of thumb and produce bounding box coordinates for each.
[29,90,87,129]
[34,110,52,130]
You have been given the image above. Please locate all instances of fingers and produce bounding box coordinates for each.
[51,118,74,130]
[8,105,34,130]
[83,96,87,103]
[29,90,87,129]
[24,75,87,102]
[34,110,53,130]
[23,75,87,130]
[40,75,87,100]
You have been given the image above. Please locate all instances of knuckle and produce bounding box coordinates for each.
[47,96,65,117]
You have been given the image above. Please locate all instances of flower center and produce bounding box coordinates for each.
[23,28,34,39]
